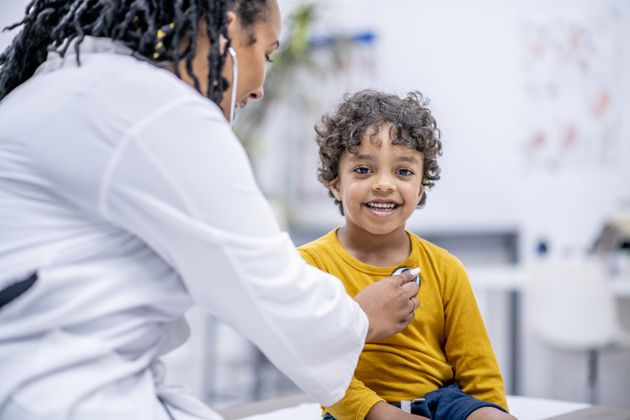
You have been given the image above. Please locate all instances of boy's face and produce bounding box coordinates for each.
[329,124,425,237]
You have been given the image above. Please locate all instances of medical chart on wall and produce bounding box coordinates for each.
[520,5,624,169]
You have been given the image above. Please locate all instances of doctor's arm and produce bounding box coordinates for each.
[91,100,415,405]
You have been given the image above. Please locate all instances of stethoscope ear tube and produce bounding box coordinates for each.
[391,266,421,286]
[227,46,238,127]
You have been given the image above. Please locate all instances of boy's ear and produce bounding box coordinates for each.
[417,185,425,202]
[328,178,342,201]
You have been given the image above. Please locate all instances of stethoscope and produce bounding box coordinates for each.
[391,266,421,286]
[227,46,238,126]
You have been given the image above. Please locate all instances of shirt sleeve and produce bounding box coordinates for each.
[441,256,508,410]
[32,96,368,406]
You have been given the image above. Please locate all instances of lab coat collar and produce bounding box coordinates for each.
[34,36,144,76]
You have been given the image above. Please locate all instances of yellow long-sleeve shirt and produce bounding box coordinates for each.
[298,229,507,420]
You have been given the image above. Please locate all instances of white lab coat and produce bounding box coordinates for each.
[0,37,367,419]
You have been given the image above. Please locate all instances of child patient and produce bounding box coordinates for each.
[298,90,515,420]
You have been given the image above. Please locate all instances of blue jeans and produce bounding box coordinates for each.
[322,384,507,420]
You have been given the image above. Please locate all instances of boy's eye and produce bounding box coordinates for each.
[397,168,415,176]
[353,166,372,175]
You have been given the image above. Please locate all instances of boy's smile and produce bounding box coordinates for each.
[329,123,425,238]
[365,199,401,217]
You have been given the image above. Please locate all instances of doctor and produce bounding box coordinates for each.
[0,0,420,419]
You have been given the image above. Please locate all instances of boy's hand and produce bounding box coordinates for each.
[366,401,428,420]
[354,268,420,342]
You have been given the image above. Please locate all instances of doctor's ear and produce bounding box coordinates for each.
[223,11,238,48]
[226,10,237,27]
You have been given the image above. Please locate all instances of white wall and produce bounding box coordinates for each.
[273,0,630,256]
[271,0,630,407]
[6,0,623,256]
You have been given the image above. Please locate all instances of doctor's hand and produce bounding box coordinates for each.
[354,268,420,342]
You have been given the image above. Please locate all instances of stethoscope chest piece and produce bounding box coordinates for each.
[391,266,421,286]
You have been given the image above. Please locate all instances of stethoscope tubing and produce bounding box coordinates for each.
[227,46,238,127]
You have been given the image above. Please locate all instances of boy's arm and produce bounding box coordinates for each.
[442,257,509,410]
[325,377,386,420]
[326,379,427,420]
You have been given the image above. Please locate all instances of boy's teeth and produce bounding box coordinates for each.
[368,202,396,209]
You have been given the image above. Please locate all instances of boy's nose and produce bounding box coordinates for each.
[373,175,396,192]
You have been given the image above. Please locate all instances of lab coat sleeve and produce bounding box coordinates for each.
[298,249,385,419]
[36,97,367,406]
[24,92,368,404]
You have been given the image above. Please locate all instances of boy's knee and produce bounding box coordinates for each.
[467,406,517,420]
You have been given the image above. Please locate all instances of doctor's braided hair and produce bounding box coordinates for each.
[0,0,270,103]
[315,90,442,215]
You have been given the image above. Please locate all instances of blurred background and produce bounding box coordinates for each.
[2,0,629,411]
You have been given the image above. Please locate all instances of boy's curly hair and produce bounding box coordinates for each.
[315,90,443,215]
